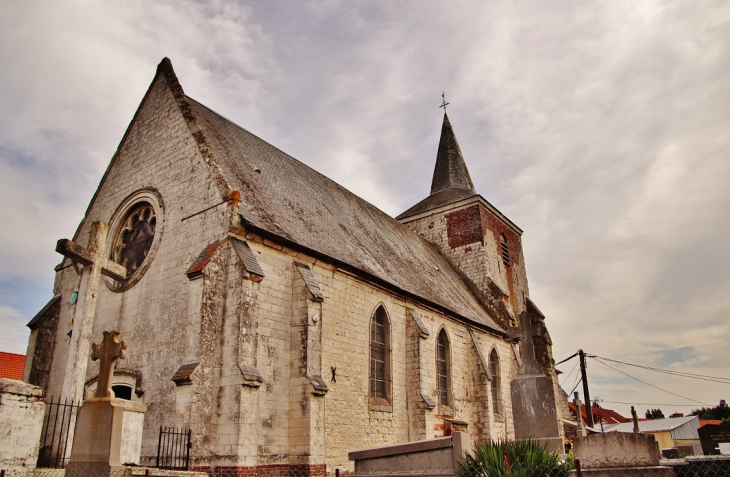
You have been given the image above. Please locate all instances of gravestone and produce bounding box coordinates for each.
[66,331,147,475]
[510,312,563,453]
[698,422,730,455]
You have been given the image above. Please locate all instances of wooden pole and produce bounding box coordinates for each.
[579,349,595,428]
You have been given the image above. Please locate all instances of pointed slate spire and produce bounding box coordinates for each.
[430,114,476,196]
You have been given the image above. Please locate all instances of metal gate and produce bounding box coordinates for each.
[37,396,81,468]
[156,426,191,470]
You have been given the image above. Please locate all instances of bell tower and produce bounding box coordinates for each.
[397,114,530,325]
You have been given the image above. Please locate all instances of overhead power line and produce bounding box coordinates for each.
[569,377,582,396]
[0,330,30,339]
[590,354,730,385]
[600,400,706,407]
[591,356,710,406]
[560,360,579,387]
[0,336,28,346]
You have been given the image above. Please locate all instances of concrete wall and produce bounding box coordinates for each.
[0,379,46,472]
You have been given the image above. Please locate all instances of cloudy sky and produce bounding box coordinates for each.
[1,0,728,418]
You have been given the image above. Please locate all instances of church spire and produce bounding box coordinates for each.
[430,113,476,195]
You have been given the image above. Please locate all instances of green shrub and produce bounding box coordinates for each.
[459,439,573,477]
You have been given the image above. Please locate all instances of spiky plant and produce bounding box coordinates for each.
[459,439,573,477]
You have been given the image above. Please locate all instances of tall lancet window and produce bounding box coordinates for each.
[490,348,502,415]
[436,328,451,405]
[370,306,390,401]
[500,233,511,267]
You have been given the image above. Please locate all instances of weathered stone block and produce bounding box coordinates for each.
[66,397,147,474]
[0,379,46,472]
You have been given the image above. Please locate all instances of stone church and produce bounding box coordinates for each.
[24,58,562,474]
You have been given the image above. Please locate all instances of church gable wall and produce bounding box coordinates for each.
[403,201,530,315]
[45,72,233,463]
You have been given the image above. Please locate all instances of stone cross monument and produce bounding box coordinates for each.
[632,406,640,434]
[509,312,563,453]
[91,331,127,398]
[56,221,127,402]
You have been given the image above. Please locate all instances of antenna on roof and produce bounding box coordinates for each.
[440,92,450,112]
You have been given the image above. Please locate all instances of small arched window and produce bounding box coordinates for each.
[436,328,451,405]
[370,306,391,402]
[500,233,510,267]
[489,349,502,415]
[112,384,133,401]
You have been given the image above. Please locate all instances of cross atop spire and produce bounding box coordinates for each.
[395,109,480,221]
[430,113,476,195]
[439,92,450,112]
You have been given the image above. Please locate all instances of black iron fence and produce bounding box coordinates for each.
[36,396,81,469]
[155,426,191,470]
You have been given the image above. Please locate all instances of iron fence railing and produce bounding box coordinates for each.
[36,396,81,469]
[155,426,191,470]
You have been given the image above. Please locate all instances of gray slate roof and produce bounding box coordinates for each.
[27,295,61,329]
[187,97,503,333]
[397,114,477,220]
[430,114,476,195]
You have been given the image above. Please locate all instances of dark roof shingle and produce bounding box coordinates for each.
[27,295,61,329]
[430,113,475,195]
[187,98,503,333]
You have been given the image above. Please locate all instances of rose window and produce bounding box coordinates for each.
[112,202,157,275]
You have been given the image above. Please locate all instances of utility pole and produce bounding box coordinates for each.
[579,349,595,428]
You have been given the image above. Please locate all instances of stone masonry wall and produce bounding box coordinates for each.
[24,297,60,389]
[233,233,519,472]
[45,72,232,462]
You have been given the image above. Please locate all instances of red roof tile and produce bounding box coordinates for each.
[0,351,25,380]
[185,239,225,279]
[568,402,629,425]
[700,419,723,427]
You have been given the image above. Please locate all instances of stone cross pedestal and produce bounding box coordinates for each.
[632,406,640,434]
[509,312,563,453]
[66,331,146,475]
[56,221,127,402]
[573,392,588,437]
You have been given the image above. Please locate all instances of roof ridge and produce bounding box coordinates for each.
[157,59,232,203]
